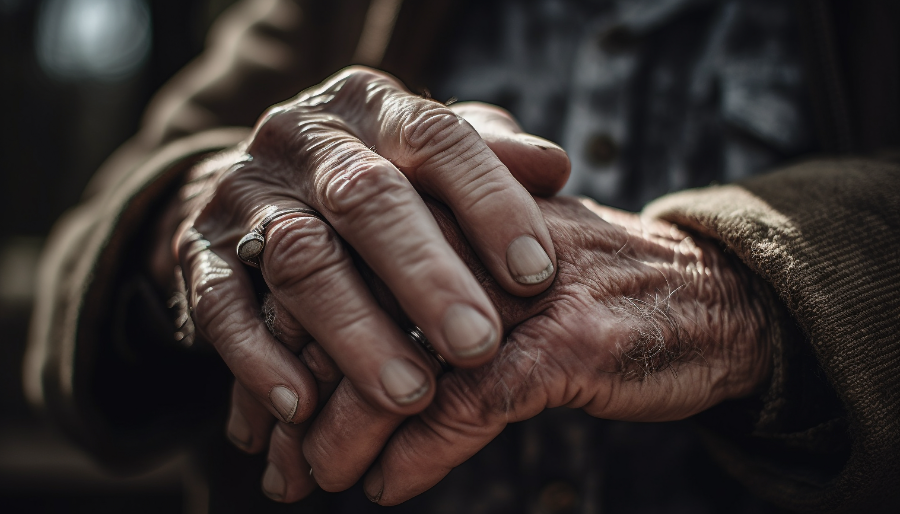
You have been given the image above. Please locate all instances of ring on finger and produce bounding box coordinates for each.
[237,208,327,268]
[406,326,451,373]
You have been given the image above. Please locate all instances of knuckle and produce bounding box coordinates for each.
[430,374,497,430]
[322,160,408,216]
[450,163,512,212]
[213,165,268,208]
[336,65,405,99]
[193,289,253,347]
[262,217,345,290]
[249,107,297,157]
[340,65,391,86]
[400,106,471,159]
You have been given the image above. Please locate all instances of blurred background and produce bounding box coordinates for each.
[0,0,237,512]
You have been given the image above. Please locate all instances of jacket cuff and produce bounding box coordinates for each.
[643,158,900,512]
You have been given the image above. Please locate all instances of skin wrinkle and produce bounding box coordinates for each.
[471,197,759,402]
[281,278,375,351]
[446,161,514,214]
[397,107,470,170]
[589,212,729,383]
[405,119,483,175]
[414,142,489,195]
[263,217,345,291]
[322,160,411,217]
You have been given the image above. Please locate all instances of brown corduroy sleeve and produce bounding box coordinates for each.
[643,158,900,512]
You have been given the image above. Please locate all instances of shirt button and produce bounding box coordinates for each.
[584,133,619,166]
[538,480,578,514]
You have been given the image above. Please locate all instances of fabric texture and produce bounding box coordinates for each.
[433,0,814,211]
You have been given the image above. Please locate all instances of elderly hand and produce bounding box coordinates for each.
[163,66,571,484]
[277,196,776,505]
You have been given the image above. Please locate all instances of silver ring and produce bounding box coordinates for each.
[406,326,451,372]
[236,207,326,268]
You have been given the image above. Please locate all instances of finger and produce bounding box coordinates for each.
[176,226,317,424]
[224,344,341,457]
[301,334,447,492]
[260,296,345,399]
[303,379,405,492]
[363,333,555,506]
[317,67,559,298]
[260,342,345,502]
[227,381,275,454]
[450,102,570,196]
[260,294,349,399]
[258,209,437,415]
[262,422,318,502]
[261,293,311,353]
[300,341,343,402]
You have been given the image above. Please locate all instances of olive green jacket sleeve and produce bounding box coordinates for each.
[644,158,900,512]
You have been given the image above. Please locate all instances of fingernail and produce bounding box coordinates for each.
[262,463,286,501]
[380,358,429,405]
[442,303,496,358]
[364,462,384,503]
[226,408,252,450]
[518,133,564,151]
[507,235,554,284]
[269,386,298,422]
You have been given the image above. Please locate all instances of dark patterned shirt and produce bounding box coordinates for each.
[433,0,813,210]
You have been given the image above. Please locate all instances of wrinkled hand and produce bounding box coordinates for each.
[283,196,775,505]
[159,66,572,496]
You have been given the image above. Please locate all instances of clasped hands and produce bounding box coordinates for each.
[168,67,774,505]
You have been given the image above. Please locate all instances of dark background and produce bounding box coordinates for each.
[0,1,237,512]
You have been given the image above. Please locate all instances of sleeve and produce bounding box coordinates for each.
[24,0,370,470]
[643,157,900,512]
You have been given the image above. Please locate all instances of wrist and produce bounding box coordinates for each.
[717,250,780,401]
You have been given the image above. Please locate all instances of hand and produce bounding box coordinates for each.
[292,196,775,505]
[159,66,570,490]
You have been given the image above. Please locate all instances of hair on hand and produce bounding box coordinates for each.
[613,288,701,381]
